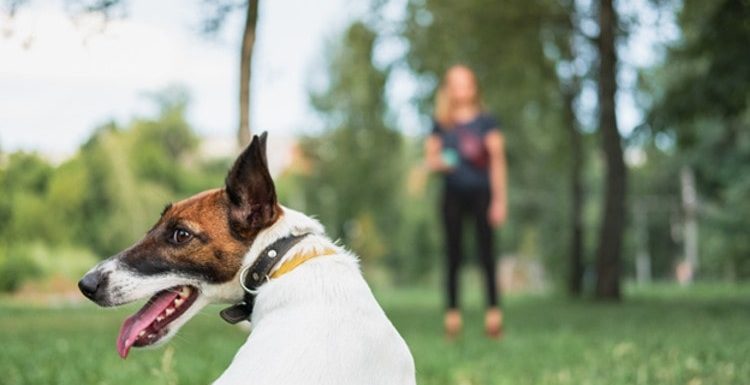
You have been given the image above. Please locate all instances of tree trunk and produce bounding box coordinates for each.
[679,166,698,284]
[238,0,259,147]
[594,0,626,300]
[634,200,651,284]
[564,86,585,297]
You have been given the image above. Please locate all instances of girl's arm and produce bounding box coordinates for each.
[485,130,507,227]
[425,135,452,172]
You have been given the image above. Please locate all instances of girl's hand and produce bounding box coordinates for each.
[425,135,453,173]
[488,199,507,228]
[427,158,454,173]
[426,157,445,172]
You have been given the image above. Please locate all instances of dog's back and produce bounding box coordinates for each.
[214,252,416,385]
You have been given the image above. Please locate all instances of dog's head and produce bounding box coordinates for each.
[79,133,279,358]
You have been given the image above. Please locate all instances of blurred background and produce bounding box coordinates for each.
[1,0,749,384]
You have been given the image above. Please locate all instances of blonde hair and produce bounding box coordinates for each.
[434,65,484,128]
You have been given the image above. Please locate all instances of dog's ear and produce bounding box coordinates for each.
[225,132,278,239]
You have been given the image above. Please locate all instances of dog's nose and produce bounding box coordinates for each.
[78,270,103,300]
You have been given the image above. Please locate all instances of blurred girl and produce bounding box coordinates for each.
[424,65,507,339]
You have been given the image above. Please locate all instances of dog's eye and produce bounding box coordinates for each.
[170,229,193,244]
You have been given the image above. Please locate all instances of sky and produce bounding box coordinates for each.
[0,0,673,159]
[0,0,353,158]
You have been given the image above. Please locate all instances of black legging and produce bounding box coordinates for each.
[441,186,498,310]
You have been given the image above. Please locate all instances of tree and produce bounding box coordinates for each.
[203,0,261,146]
[594,0,626,299]
[563,79,585,295]
[546,0,588,296]
[237,0,259,146]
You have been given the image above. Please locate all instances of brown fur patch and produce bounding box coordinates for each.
[119,188,277,283]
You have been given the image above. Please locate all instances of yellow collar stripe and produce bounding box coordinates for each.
[270,248,338,279]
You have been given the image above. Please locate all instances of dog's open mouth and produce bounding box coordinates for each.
[117,285,198,358]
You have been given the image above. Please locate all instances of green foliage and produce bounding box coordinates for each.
[625,143,682,278]
[651,0,750,125]
[44,158,90,244]
[1,284,749,384]
[298,22,409,277]
[23,243,98,279]
[391,140,443,283]
[0,152,59,244]
[0,152,53,194]
[0,247,41,292]
[129,92,198,191]
[74,99,202,256]
[647,0,750,279]
[0,89,227,290]
[0,243,96,292]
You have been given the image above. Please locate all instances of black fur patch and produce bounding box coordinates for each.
[119,246,234,283]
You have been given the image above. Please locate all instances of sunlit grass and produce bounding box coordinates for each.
[1,283,749,385]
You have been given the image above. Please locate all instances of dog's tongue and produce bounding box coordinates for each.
[117,290,180,359]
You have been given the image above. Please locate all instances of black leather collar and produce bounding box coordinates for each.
[220,232,310,324]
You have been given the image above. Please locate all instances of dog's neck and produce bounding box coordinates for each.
[243,206,330,265]
[230,207,342,317]
[206,206,334,305]
[209,206,342,310]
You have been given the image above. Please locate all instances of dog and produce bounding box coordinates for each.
[78,133,416,385]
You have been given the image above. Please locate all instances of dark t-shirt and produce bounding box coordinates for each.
[431,113,500,191]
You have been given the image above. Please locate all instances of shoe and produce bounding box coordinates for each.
[484,307,503,339]
[444,309,462,340]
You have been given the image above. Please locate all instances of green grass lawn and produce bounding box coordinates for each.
[1,283,749,385]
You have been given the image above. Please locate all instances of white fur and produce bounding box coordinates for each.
[212,207,416,384]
